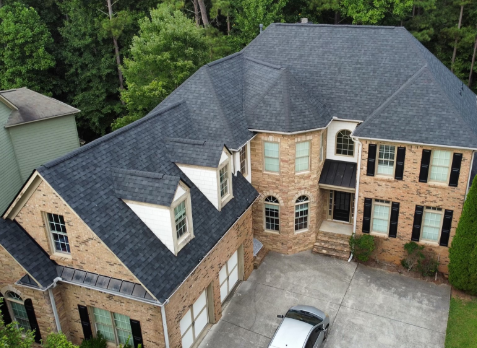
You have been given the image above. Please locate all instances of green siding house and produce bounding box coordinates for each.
[0,88,80,213]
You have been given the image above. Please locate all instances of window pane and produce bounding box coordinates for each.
[265,142,279,172]
[264,142,279,157]
[430,151,451,182]
[336,130,354,156]
[295,157,309,172]
[432,150,451,166]
[295,203,309,231]
[265,157,279,172]
[174,201,188,239]
[219,165,229,198]
[240,145,247,174]
[265,203,280,231]
[10,302,30,331]
[377,145,395,175]
[422,211,441,241]
[47,213,70,253]
[114,313,132,345]
[372,204,390,233]
[430,166,448,182]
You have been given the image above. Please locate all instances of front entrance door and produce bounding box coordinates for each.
[333,191,351,222]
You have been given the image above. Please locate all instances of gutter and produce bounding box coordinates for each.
[354,136,477,152]
[349,135,363,262]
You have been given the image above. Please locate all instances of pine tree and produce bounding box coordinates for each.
[448,175,477,293]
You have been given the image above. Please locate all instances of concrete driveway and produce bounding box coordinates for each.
[198,251,451,348]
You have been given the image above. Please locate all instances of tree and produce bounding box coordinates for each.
[339,0,413,24]
[42,332,79,348]
[233,0,288,46]
[0,2,55,93]
[0,298,35,348]
[113,4,209,130]
[449,175,477,294]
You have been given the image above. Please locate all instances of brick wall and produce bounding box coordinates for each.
[250,130,328,254]
[356,140,473,273]
[165,208,253,348]
[56,282,164,347]
[0,246,57,342]
[14,180,139,283]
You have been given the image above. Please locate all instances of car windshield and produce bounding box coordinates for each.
[285,309,322,326]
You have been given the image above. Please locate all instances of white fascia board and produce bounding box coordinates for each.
[354,136,477,151]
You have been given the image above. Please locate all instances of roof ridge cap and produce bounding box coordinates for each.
[207,52,242,67]
[282,70,291,131]
[275,23,398,29]
[244,56,282,70]
[165,137,206,145]
[42,101,185,169]
[111,168,180,181]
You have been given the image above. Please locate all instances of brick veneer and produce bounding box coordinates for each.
[14,179,139,283]
[251,130,328,254]
[356,140,473,273]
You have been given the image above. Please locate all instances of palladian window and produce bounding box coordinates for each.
[294,195,309,231]
[336,130,354,156]
[264,196,280,232]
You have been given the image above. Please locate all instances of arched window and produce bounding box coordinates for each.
[264,196,280,232]
[5,292,30,331]
[336,130,354,156]
[295,195,309,231]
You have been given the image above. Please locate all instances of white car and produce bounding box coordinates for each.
[268,305,330,348]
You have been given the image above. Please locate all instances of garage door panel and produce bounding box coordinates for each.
[219,265,227,284]
[227,251,238,270]
[181,328,194,348]
[193,291,207,317]
[229,266,239,288]
[194,308,208,336]
[180,309,192,334]
[220,282,228,302]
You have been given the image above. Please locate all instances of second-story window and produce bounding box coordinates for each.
[240,144,248,176]
[295,141,310,172]
[174,200,188,240]
[336,130,354,156]
[264,196,280,232]
[219,164,230,199]
[47,213,70,253]
[429,150,451,182]
[377,145,396,176]
[264,142,279,172]
[295,195,309,232]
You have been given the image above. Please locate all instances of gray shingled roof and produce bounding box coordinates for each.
[112,168,181,207]
[0,88,80,128]
[166,138,228,167]
[37,102,258,302]
[0,219,57,288]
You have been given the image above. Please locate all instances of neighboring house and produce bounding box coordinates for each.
[0,87,80,213]
[0,24,476,348]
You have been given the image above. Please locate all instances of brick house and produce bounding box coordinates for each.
[1,23,477,348]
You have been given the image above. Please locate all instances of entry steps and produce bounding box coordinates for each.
[313,230,351,261]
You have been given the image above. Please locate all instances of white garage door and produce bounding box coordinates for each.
[180,290,208,348]
[219,250,239,302]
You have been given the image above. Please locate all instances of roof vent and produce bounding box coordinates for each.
[259,24,263,33]
[301,18,308,23]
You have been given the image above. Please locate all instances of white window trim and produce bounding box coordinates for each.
[5,292,30,331]
[428,150,452,184]
[43,212,71,257]
[295,140,311,173]
[263,141,280,174]
[371,199,391,235]
[263,196,280,233]
[319,132,324,163]
[420,206,443,243]
[217,155,233,210]
[170,187,194,254]
[89,307,132,346]
[294,196,310,233]
[375,144,397,177]
[335,130,354,157]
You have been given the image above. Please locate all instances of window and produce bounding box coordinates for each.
[328,191,333,218]
[47,213,70,253]
[319,134,324,162]
[336,130,354,156]
[219,164,229,199]
[264,142,279,172]
[240,144,248,176]
[430,150,451,182]
[372,200,391,234]
[421,207,443,242]
[180,290,208,348]
[264,196,280,232]
[377,145,395,176]
[92,307,133,345]
[6,292,30,331]
[174,200,188,240]
[295,195,309,231]
[295,141,310,172]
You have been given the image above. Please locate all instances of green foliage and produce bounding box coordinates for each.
[79,332,107,348]
[401,242,438,277]
[0,298,35,348]
[42,332,79,348]
[0,2,55,94]
[113,4,209,130]
[449,176,477,294]
[445,297,477,348]
[349,234,375,262]
[340,0,413,24]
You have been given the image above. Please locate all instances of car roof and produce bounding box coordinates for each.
[290,305,326,320]
[269,318,313,348]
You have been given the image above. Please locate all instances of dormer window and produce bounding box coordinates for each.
[219,164,230,199]
[174,200,189,240]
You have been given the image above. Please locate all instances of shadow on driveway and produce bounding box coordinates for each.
[198,251,450,348]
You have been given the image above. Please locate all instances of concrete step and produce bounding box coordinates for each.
[312,245,350,260]
[253,248,269,269]
[317,230,351,243]
[314,240,350,253]
[315,233,350,246]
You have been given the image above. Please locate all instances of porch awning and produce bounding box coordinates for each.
[319,159,356,192]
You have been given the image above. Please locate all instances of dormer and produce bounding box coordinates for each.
[112,168,194,255]
[166,138,233,211]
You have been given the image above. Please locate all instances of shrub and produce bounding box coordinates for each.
[449,175,477,294]
[401,242,439,277]
[416,251,439,277]
[42,332,78,348]
[349,234,375,262]
[79,333,107,348]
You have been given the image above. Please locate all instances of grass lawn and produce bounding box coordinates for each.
[445,297,477,348]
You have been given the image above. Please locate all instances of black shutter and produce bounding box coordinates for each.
[78,305,93,340]
[362,198,372,233]
[130,319,144,348]
[439,210,453,247]
[411,205,424,241]
[366,144,377,176]
[24,299,41,343]
[394,147,406,180]
[0,293,12,325]
[419,150,432,183]
[388,202,400,238]
[449,153,463,187]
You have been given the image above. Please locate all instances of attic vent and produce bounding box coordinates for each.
[301,18,308,23]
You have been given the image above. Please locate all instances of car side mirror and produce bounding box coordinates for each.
[277,314,284,318]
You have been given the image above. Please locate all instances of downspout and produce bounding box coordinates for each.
[349,136,362,262]
[48,277,62,332]
[466,151,475,198]
[161,300,170,348]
